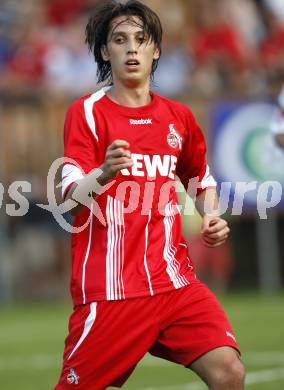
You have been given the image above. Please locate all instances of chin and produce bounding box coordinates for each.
[124,74,146,86]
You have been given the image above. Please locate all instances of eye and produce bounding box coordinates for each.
[137,35,146,44]
[114,36,125,44]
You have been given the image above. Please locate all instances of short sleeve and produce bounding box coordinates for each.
[271,87,284,135]
[176,109,216,196]
[270,108,284,135]
[62,102,99,199]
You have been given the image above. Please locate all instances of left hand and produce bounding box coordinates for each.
[201,214,230,248]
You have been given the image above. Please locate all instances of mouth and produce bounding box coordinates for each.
[125,59,140,67]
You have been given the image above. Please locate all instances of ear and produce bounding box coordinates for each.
[153,47,160,61]
[101,45,110,61]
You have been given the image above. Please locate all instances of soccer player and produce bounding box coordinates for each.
[55,1,245,389]
[271,85,284,148]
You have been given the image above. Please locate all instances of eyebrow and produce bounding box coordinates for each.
[111,30,145,38]
[109,18,146,39]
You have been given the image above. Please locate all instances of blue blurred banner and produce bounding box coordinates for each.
[210,101,284,212]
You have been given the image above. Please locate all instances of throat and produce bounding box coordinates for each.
[107,84,152,108]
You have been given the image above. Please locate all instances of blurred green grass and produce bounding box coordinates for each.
[1,292,284,390]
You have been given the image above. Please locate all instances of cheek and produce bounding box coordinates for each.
[145,51,158,68]
[146,45,159,60]
[109,52,123,67]
[107,45,123,62]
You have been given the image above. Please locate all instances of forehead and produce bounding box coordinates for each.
[109,15,144,36]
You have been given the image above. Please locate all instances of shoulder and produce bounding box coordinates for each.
[154,93,195,122]
[65,94,91,118]
[64,89,109,142]
[67,88,107,114]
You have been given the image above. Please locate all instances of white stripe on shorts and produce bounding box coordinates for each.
[67,302,97,360]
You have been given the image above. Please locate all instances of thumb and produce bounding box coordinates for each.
[201,214,211,233]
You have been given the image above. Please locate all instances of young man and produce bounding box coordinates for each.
[55,1,245,389]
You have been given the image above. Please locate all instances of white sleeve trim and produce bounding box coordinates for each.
[200,165,217,189]
[270,108,284,135]
[62,163,84,197]
[83,87,110,141]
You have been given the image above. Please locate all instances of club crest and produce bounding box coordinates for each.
[167,124,182,149]
[67,368,80,385]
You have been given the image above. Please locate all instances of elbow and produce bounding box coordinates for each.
[62,183,82,217]
[275,134,284,149]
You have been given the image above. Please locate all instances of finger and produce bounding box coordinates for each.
[203,234,229,245]
[108,140,130,150]
[107,157,133,166]
[106,161,133,177]
[202,224,229,236]
[203,235,228,246]
[205,222,229,234]
[107,148,131,159]
[204,240,227,248]
[203,234,229,243]
[203,227,230,240]
[201,214,211,233]
[114,162,134,172]
[201,216,225,234]
[202,228,229,240]
[207,218,218,225]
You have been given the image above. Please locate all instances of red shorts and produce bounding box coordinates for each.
[55,280,240,390]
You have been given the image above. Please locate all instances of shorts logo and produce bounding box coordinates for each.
[167,124,182,150]
[67,368,80,385]
[226,331,236,342]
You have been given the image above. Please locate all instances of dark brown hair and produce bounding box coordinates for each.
[85,0,162,84]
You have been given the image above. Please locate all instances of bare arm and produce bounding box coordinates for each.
[275,133,284,148]
[195,187,230,248]
[64,140,133,216]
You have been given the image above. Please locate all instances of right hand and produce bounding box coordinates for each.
[100,139,133,182]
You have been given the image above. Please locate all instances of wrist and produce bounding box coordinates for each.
[203,211,221,218]
[97,165,112,187]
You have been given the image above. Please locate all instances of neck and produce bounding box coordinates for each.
[107,78,152,108]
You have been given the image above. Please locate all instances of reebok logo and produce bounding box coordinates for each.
[129,118,152,125]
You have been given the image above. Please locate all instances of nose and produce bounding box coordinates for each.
[126,37,138,54]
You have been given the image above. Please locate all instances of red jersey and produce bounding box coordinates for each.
[62,88,216,305]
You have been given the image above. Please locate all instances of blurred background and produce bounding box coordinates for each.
[0,0,284,389]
